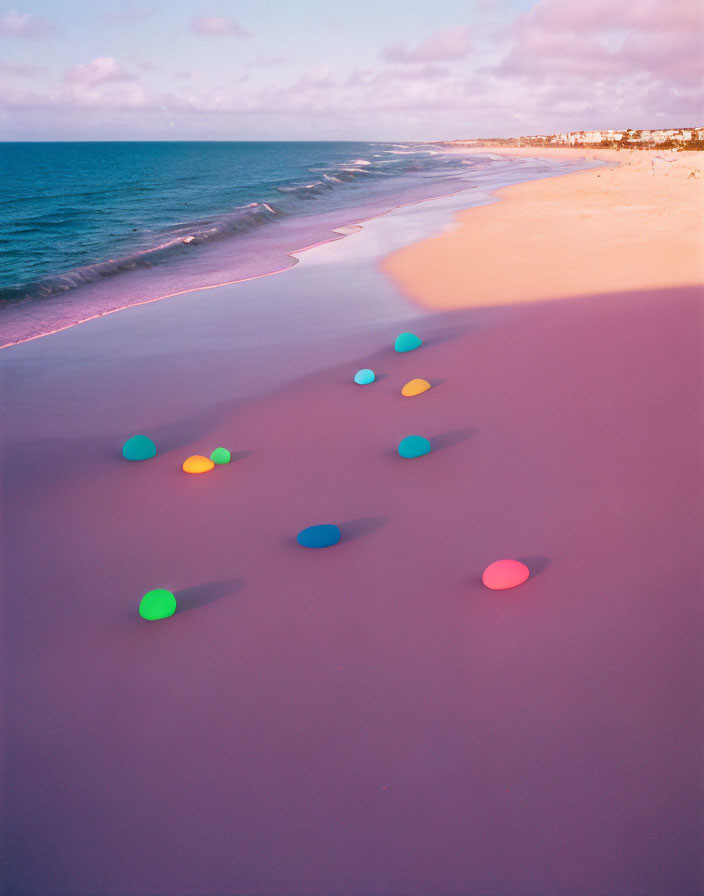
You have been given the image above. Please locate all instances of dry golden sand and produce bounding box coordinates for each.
[383,147,704,309]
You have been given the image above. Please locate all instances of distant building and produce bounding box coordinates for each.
[439,126,703,150]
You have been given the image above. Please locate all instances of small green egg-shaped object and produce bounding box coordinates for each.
[122,434,156,461]
[210,447,231,465]
[139,589,176,620]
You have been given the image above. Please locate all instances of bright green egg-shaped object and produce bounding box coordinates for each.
[210,447,231,464]
[394,332,422,353]
[354,368,375,385]
[139,589,176,620]
[398,435,431,459]
[122,434,156,461]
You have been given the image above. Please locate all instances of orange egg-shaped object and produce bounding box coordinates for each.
[401,378,431,397]
[482,559,530,590]
[182,455,215,474]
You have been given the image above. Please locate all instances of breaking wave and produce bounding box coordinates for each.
[1,142,486,306]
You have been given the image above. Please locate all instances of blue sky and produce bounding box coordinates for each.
[1,0,701,140]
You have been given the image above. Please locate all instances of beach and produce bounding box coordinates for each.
[2,148,703,896]
[384,146,704,307]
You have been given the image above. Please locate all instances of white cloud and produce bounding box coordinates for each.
[383,26,472,63]
[0,8,54,38]
[190,16,249,37]
[64,57,135,86]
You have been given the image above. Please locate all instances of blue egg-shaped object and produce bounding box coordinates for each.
[122,434,156,461]
[354,368,375,385]
[297,524,342,548]
[394,332,422,353]
[398,435,431,459]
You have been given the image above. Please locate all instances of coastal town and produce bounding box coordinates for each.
[442,127,704,150]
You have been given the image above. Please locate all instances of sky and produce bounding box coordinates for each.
[0,0,702,140]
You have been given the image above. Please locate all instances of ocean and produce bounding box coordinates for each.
[0,141,583,344]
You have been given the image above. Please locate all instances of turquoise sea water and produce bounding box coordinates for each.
[0,141,588,345]
[0,141,482,304]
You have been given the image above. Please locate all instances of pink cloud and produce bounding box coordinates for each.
[499,0,703,83]
[63,77,167,111]
[190,16,249,37]
[0,82,50,107]
[64,57,136,86]
[0,56,43,77]
[0,8,54,37]
[346,64,451,87]
[2,0,702,140]
[521,0,701,36]
[383,26,471,64]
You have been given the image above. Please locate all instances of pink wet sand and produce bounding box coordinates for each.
[2,285,703,894]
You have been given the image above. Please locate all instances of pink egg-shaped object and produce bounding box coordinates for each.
[482,559,530,590]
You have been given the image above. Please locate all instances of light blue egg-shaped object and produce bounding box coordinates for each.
[297,524,342,548]
[354,368,375,385]
[394,332,422,353]
[122,434,156,461]
[398,435,431,459]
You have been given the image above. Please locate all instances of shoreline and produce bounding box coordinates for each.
[383,146,704,310]
[0,153,590,351]
[0,195,449,352]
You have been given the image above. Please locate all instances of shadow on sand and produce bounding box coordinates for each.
[341,516,389,542]
[518,556,552,577]
[431,427,478,451]
[176,578,243,613]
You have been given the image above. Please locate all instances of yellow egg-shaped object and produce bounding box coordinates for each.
[182,455,215,474]
[401,378,431,397]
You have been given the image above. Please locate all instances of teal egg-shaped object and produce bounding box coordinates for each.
[139,588,176,620]
[394,332,422,353]
[354,368,375,385]
[398,435,431,459]
[297,524,342,548]
[122,434,156,461]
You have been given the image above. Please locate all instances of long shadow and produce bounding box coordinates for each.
[341,516,389,542]
[518,556,552,577]
[414,320,475,349]
[129,403,229,454]
[431,427,478,451]
[286,517,389,549]
[229,450,253,463]
[176,578,243,613]
[3,399,235,490]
